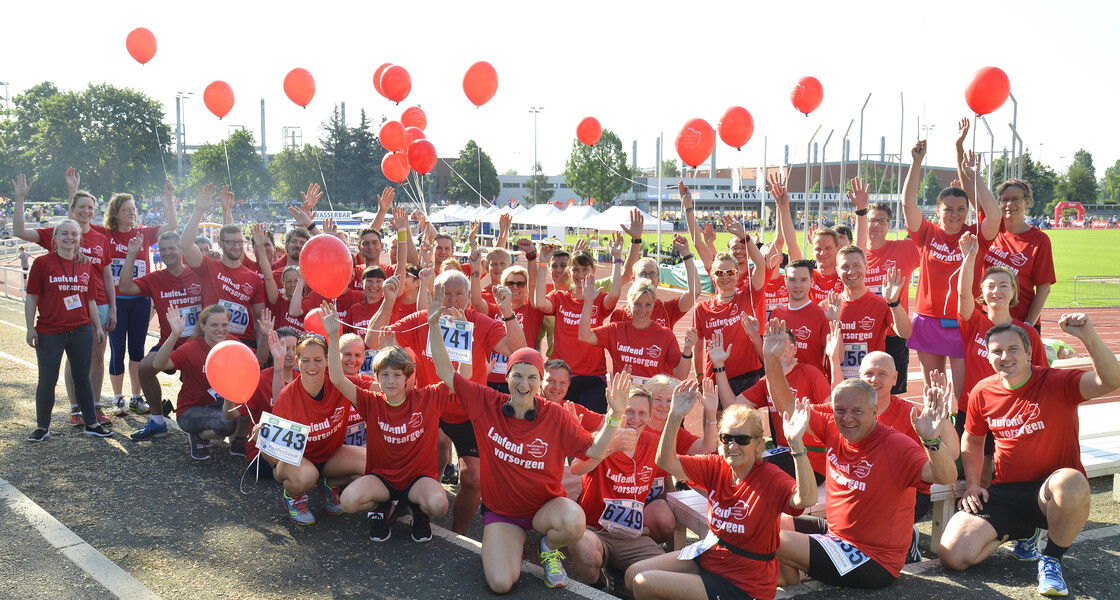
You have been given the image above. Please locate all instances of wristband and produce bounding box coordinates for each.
[613,258,624,264]
[631,238,642,244]
[921,436,942,451]
[684,207,694,213]
[680,253,694,261]
[502,314,516,322]
[397,230,407,242]
[525,251,538,261]
[606,416,622,428]
[855,208,868,216]
[887,299,901,308]
[713,366,725,373]
[681,352,693,359]
[791,449,807,458]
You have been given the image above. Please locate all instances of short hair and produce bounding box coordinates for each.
[338,332,364,350]
[285,227,311,247]
[812,227,839,247]
[628,384,653,409]
[295,333,327,355]
[404,263,421,278]
[486,248,511,264]
[440,258,463,273]
[719,404,763,435]
[644,375,680,398]
[219,224,242,240]
[937,186,969,205]
[571,249,594,268]
[274,326,299,340]
[984,322,1032,355]
[833,224,853,242]
[435,268,469,291]
[193,304,229,338]
[626,279,658,307]
[996,179,1032,200]
[372,345,415,378]
[543,358,571,376]
[158,231,180,244]
[868,202,893,219]
[551,248,571,262]
[70,190,96,211]
[711,251,737,270]
[362,266,387,280]
[195,235,213,248]
[434,233,454,245]
[787,258,816,275]
[501,265,529,285]
[833,378,878,411]
[836,244,865,261]
[982,266,1020,307]
[281,265,300,281]
[358,227,383,242]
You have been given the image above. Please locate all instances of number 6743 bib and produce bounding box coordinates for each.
[256,412,310,466]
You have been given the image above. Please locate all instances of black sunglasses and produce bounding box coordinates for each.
[719,433,761,446]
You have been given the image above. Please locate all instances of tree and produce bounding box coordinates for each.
[447,139,499,204]
[921,170,941,205]
[523,162,554,206]
[319,107,392,210]
[186,129,270,200]
[859,163,899,196]
[1072,149,1095,181]
[1101,159,1120,205]
[1057,163,1097,206]
[269,144,322,202]
[564,129,631,207]
[502,168,519,176]
[660,159,680,178]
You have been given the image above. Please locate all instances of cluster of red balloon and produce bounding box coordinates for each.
[205,341,260,405]
[378,107,436,182]
[964,67,1010,116]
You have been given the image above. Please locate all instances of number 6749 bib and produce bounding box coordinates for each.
[256,412,310,466]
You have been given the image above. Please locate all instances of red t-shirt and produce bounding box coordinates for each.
[578,426,659,531]
[809,270,843,305]
[194,256,266,341]
[355,383,452,488]
[965,366,1086,484]
[809,407,927,576]
[835,291,894,379]
[389,309,506,423]
[169,337,221,415]
[911,219,992,319]
[271,376,357,465]
[694,288,764,379]
[270,295,307,335]
[485,303,545,384]
[544,289,609,376]
[957,309,1048,407]
[644,425,700,501]
[347,296,385,336]
[985,227,1056,324]
[741,364,831,475]
[609,297,687,329]
[762,268,789,318]
[592,321,682,379]
[866,239,920,320]
[350,261,395,292]
[453,373,594,518]
[36,226,110,304]
[680,455,798,600]
[134,267,205,346]
[230,366,296,463]
[26,253,95,334]
[390,297,417,325]
[90,224,161,296]
[876,396,932,495]
[300,288,360,328]
[769,302,830,376]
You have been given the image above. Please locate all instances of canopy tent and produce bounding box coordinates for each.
[428,205,473,224]
[475,205,503,223]
[511,203,562,225]
[482,204,527,225]
[580,205,673,231]
[552,205,602,228]
[351,210,377,220]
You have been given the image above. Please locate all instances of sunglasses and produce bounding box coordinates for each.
[505,280,527,288]
[719,433,761,446]
[637,271,659,279]
[713,269,738,278]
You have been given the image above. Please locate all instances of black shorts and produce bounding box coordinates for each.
[766,450,826,486]
[955,409,995,455]
[914,491,932,522]
[977,480,1048,540]
[566,375,608,414]
[885,335,909,394]
[373,473,426,504]
[726,368,764,401]
[439,419,479,458]
[692,557,758,600]
[793,516,895,590]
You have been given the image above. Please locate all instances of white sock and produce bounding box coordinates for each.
[541,538,553,553]
[151,415,165,425]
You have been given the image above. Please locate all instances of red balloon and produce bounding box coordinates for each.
[675,118,715,169]
[576,117,602,146]
[407,139,437,175]
[381,151,410,183]
[203,81,235,120]
[790,76,824,116]
[463,61,498,107]
[283,68,316,108]
[303,308,327,337]
[372,62,393,98]
[379,121,406,152]
[380,65,412,104]
[404,126,426,148]
[300,234,353,298]
[964,67,1011,116]
[204,341,260,405]
[125,27,157,65]
[718,106,754,150]
[401,106,427,130]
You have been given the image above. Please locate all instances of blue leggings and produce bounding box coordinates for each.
[109,295,151,376]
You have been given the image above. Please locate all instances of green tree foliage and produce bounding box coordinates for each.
[564,129,631,207]
[1057,163,1097,206]
[187,129,270,200]
[523,162,554,206]
[1101,159,1120,205]
[1072,149,1095,181]
[0,82,171,201]
[269,144,322,202]
[921,170,941,205]
[859,163,899,196]
[989,151,1057,217]
[447,139,499,204]
[319,108,391,210]
[661,159,680,178]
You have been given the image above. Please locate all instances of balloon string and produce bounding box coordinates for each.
[314,147,335,212]
[223,139,233,190]
[152,122,169,180]
[593,149,656,190]
[439,158,492,208]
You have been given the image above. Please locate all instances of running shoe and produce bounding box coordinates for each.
[94,404,111,424]
[317,478,343,515]
[69,411,83,427]
[83,425,112,437]
[28,428,50,442]
[112,395,128,417]
[283,490,316,526]
[130,419,168,441]
[187,432,211,460]
[129,395,150,414]
[1037,555,1069,596]
[229,437,248,457]
[539,541,569,588]
[368,506,391,542]
[906,524,923,563]
[410,504,432,543]
[1013,528,1043,561]
[441,464,459,485]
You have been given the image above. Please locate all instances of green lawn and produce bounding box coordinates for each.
[573,228,1120,308]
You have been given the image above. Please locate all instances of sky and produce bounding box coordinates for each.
[4,0,1117,184]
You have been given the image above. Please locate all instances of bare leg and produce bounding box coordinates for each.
[1039,468,1090,547]
[626,552,705,600]
[451,456,481,534]
[937,510,1005,570]
[481,522,527,594]
[408,477,449,518]
[340,474,391,514]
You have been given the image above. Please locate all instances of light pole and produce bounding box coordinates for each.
[529,106,543,205]
[175,91,193,182]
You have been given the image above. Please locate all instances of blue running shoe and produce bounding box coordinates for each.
[1013,528,1043,561]
[130,418,168,441]
[1037,555,1068,596]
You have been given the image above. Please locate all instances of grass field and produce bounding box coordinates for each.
[571,227,1120,309]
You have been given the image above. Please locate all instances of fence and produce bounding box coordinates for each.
[1070,276,1120,307]
[0,265,28,302]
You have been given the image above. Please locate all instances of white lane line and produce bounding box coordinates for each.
[0,349,37,369]
[0,476,161,600]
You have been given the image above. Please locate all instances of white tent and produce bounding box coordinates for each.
[482,204,527,225]
[553,205,602,228]
[428,205,472,224]
[580,205,674,232]
[512,204,561,226]
[352,210,377,220]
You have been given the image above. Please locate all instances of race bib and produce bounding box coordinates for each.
[344,421,367,447]
[219,299,251,336]
[424,317,474,362]
[257,411,309,467]
[179,305,201,337]
[64,294,83,311]
[489,351,508,375]
[840,342,868,379]
[360,349,377,377]
[645,476,665,503]
[868,284,883,297]
[764,445,790,458]
[810,534,869,576]
[207,387,225,401]
[678,531,718,561]
[598,498,644,539]
[110,257,146,286]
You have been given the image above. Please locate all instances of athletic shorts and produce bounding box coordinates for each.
[908,314,964,358]
[885,334,909,394]
[594,530,664,571]
[977,480,1049,540]
[726,368,764,400]
[97,304,110,326]
[439,419,479,458]
[954,409,995,455]
[691,557,758,600]
[793,516,895,590]
[178,400,238,437]
[480,504,534,531]
[372,473,426,504]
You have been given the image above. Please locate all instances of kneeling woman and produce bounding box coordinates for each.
[322,307,449,543]
[428,282,628,593]
[626,383,816,600]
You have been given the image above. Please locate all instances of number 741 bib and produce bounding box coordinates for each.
[424,317,474,363]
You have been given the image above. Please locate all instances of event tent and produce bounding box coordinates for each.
[511,203,562,225]
[552,205,601,228]
[581,205,673,231]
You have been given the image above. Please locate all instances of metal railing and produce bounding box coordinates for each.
[1070,276,1120,308]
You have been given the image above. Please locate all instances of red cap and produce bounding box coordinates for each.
[506,347,544,377]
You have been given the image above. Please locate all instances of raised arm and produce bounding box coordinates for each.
[654,379,699,481]
[954,118,969,193]
[759,319,809,435]
[620,209,645,283]
[427,282,457,393]
[323,301,358,404]
[902,141,926,235]
[157,178,179,235]
[768,170,802,261]
[708,330,743,408]
[848,178,870,250]
[576,276,602,346]
[825,319,844,387]
[289,276,307,318]
[252,224,280,305]
[181,184,219,269]
[117,234,145,295]
[603,233,625,311]
[220,183,235,225]
[960,150,1001,241]
[583,371,627,460]
[491,285,527,355]
[782,399,818,508]
[151,307,185,371]
[532,242,556,313]
[496,212,512,249]
[881,266,912,338]
[363,275,401,349]
[371,187,394,231]
[1058,314,1120,399]
[11,174,39,244]
[914,370,959,485]
[957,232,979,320]
[680,181,713,266]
